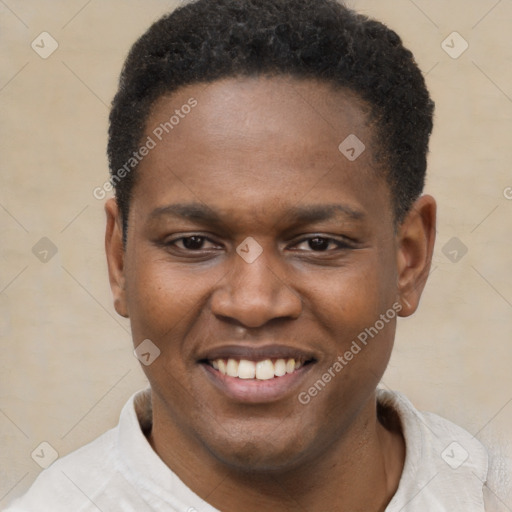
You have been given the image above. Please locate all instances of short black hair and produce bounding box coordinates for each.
[108,0,434,239]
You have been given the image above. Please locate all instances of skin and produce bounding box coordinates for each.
[105,76,436,511]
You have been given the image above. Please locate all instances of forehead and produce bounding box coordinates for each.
[131,76,391,228]
[147,76,372,152]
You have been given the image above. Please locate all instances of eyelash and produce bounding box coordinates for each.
[163,234,355,254]
[170,235,221,251]
[291,236,353,252]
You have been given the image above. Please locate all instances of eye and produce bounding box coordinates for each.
[293,236,351,252]
[177,236,207,250]
[305,237,332,251]
[166,235,222,252]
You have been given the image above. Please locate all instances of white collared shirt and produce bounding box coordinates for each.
[5,389,502,511]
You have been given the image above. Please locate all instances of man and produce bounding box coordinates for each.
[6,0,497,510]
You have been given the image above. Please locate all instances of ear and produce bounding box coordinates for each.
[396,195,436,317]
[105,198,129,318]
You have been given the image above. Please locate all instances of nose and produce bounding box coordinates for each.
[210,247,302,328]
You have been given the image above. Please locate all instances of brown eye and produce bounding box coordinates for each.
[308,237,331,251]
[180,236,206,250]
[292,235,352,253]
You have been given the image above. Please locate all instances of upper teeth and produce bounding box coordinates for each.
[211,358,302,380]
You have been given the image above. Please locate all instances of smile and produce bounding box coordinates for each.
[208,358,305,380]
[198,347,317,403]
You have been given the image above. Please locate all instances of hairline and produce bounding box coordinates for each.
[119,73,403,244]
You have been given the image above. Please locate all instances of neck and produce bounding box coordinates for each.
[148,393,405,512]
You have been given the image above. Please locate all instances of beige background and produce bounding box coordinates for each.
[1,0,511,507]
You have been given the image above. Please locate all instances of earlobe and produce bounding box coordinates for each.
[105,198,129,318]
[396,195,436,317]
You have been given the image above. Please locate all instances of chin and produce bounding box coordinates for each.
[201,420,317,474]
[214,444,305,473]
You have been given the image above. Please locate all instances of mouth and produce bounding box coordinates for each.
[205,357,310,380]
[198,345,317,403]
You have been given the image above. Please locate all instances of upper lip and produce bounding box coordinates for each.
[198,344,317,363]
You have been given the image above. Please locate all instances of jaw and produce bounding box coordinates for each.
[149,354,383,475]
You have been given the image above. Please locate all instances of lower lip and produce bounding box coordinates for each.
[201,363,313,404]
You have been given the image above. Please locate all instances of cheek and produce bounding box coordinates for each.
[302,250,398,336]
[124,254,215,343]
[297,249,398,396]
[299,268,398,427]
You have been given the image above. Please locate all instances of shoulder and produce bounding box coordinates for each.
[482,432,512,511]
[378,388,488,462]
[4,427,118,512]
[4,390,153,512]
[377,389,497,511]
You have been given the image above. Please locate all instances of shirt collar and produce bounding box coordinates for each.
[116,387,488,511]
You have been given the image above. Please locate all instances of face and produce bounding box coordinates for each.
[106,76,435,472]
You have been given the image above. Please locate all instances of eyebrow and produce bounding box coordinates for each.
[283,204,365,224]
[148,203,223,225]
[147,202,365,227]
